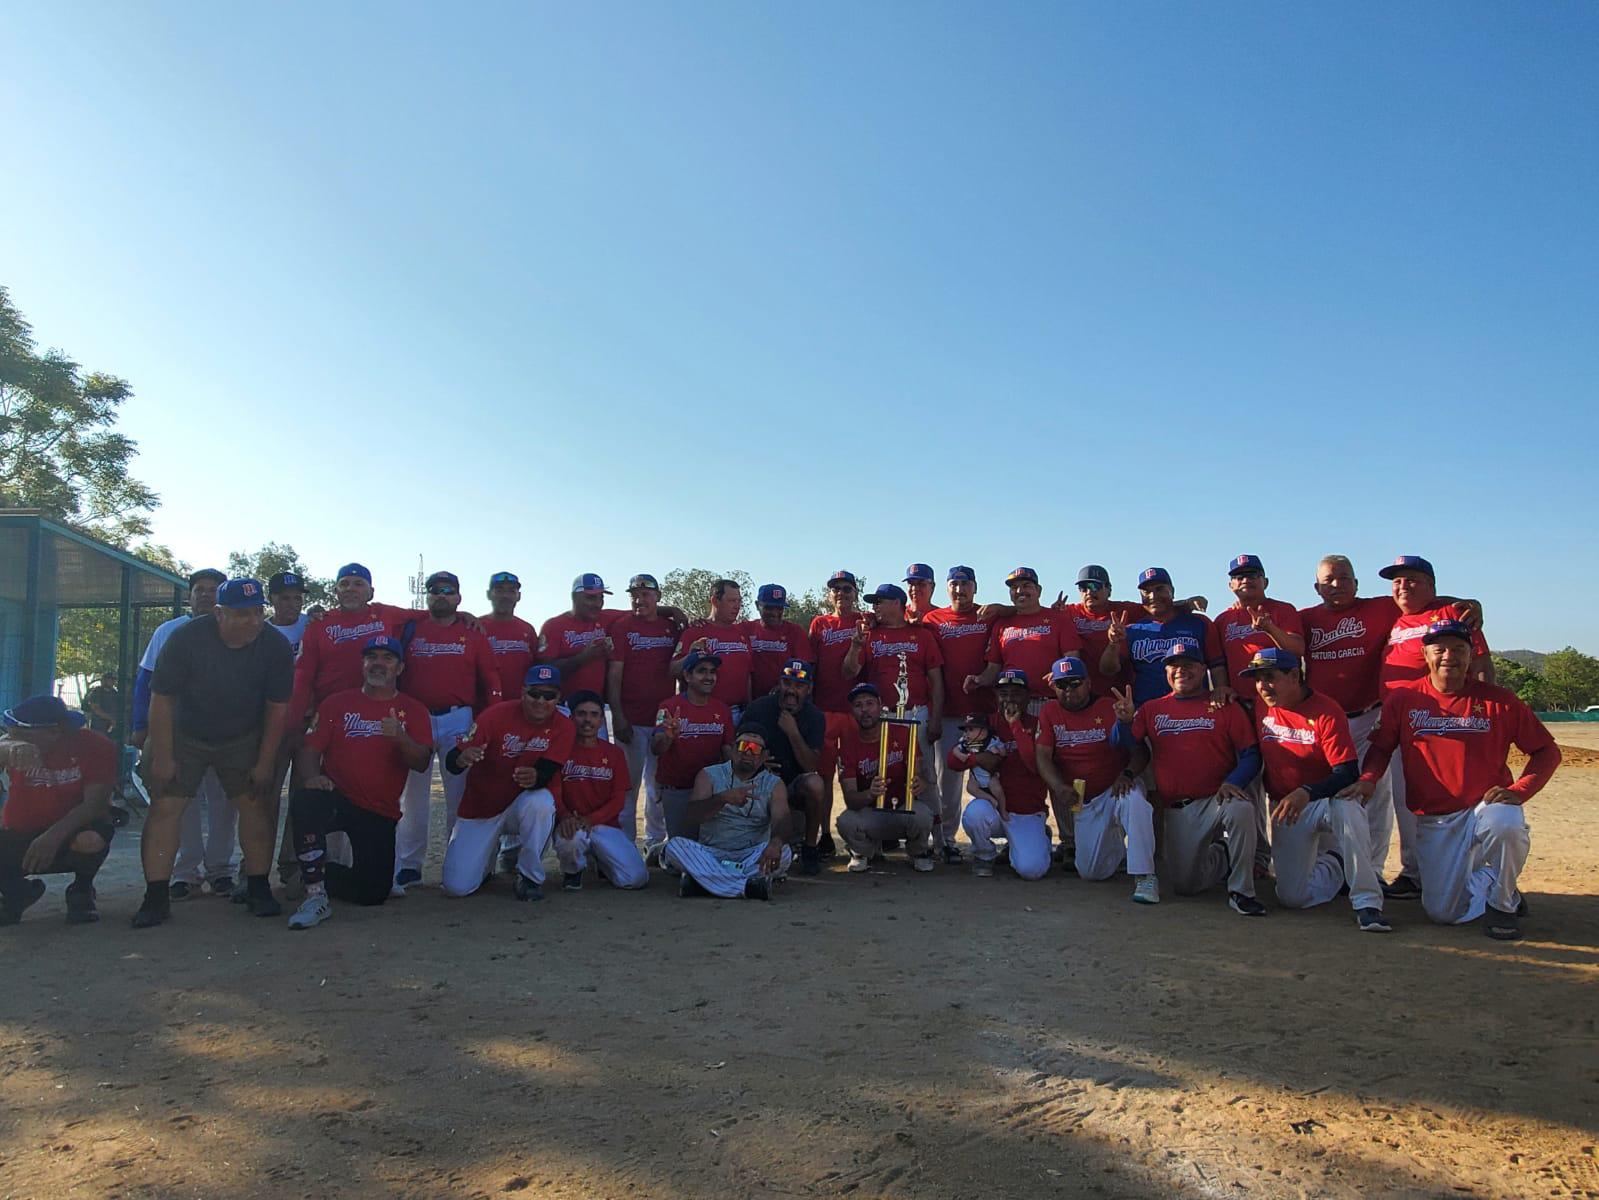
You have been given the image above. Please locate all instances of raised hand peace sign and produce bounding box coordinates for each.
[1106,609,1129,645]
[1109,685,1135,722]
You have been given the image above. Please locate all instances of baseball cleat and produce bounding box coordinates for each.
[1228,891,1267,917]
[743,876,773,901]
[168,881,194,901]
[847,853,871,873]
[562,872,584,892]
[287,895,332,930]
[1356,907,1392,933]
[971,858,995,878]
[1484,906,1521,941]
[0,878,48,926]
[64,882,100,925]
[911,853,935,873]
[393,868,423,891]
[1132,875,1160,905]
[1381,874,1422,900]
[513,874,544,902]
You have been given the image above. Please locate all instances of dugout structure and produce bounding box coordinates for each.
[0,509,186,737]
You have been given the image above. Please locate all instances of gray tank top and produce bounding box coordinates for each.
[697,762,778,854]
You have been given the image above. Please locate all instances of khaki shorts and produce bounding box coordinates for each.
[140,728,260,800]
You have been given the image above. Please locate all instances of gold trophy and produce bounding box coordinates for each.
[876,653,920,811]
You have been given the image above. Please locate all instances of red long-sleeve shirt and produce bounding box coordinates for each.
[559,740,630,828]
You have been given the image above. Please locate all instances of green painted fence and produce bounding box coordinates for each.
[1536,711,1599,722]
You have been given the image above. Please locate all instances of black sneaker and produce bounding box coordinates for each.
[816,832,838,860]
[208,875,234,897]
[1355,907,1392,933]
[514,874,544,902]
[65,882,99,925]
[0,878,47,926]
[245,891,282,918]
[1228,891,1267,917]
[1382,874,1422,900]
[168,881,194,901]
[1485,905,1521,941]
[131,899,171,929]
[941,844,964,865]
[562,872,583,892]
[678,873,706,899]
[744,876,772,901]
[800,845,821,876]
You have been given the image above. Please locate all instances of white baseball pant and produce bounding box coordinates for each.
[1389,752,1421,882]
[442,788,556,896]
[934,717,968,849]
[662,838,791,898]
[1415,801,1530,925]
[617,723,658,844]
[960,798,1051,879]
[396,705,472,875]
[171,768,237,884]
[1162,794,1257,897]
[554,825,649,889]
[837,805,934,858]
[1271,796,1383,912]
[1073,782,1156,880]
[1348,706,1397,875]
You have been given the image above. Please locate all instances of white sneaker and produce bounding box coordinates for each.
[847,853,871,873]
[287,894,332,930]
[1132,874,1160,905]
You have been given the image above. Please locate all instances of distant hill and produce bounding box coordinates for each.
[1498,649,1547,670]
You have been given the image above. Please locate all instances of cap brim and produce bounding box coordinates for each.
[1163,654,1204,665]
[575,588,613,595]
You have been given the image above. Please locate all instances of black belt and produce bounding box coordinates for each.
[1166,796,1204,810]
[1345,702,1380,719]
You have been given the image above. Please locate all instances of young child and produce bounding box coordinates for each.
[947,713,1007,815]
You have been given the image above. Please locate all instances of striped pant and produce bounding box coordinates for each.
[661,838,792,898]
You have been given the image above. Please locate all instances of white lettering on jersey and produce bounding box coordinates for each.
[1408,710,1491,736]
[1260,717,1316,746]
[1152,714,1216,734]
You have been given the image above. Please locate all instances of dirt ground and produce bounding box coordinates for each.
[2,749,1596,1200]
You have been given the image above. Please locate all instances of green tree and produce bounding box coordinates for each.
[782,588,828,631]
[1540,647,1599,711]
[0,286,156,541]
[1491,654,1551,711]
[661,568,755,622]
[227,542,334,604]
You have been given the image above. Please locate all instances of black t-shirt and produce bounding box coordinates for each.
[151,614,295,743]
[739,693,825,782]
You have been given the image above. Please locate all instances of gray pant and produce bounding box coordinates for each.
[1161,794,1256,898]
[660,787,697,840]
[837,806,934,858]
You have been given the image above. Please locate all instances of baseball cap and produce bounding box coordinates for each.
[216,578,266,608]
[826,569,858,589]
[335,562,372,584]
[1379,555,1436,581]
[362,634,405,660]
[866,583,908,605]
[267,571,304,594]
[947,565,976,583]
[1049,656,1089,683]
[524,663,561,689]
[757,583,789,608]
[571,573,612,595]
[425,571,460,590]
[1,694,84,730]
[1005,566,1039,586]
[904,563,935,584]
[1228,554,1265,577]
[627,573,660,592]
[682,650,722,673]
[958,713,991,730]
[1162,638,1205,665]
[1422,619,1474,646]
[188,568,227,587]
[1076,565,1111,587]
[1138,567,1173,589]
[995,667,1030,689]
[1240,647,1300,675]
[489,571,521,587]
[780,659,813,683]
[848,682,881,701]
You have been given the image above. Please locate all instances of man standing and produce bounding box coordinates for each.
[1103,567,1228,708]
[967,568,1083,715]
[608,573,681,847]
[903,563,937,624]
[285,636,433,929]
[554,691,648,892]
[673,579,754,722]
[744,584,810,699]
[1058,566,1148,698]
[1033,657,1157,904]
[539,574,622,710]
[266,571,310,654]
[738,660,827,872]
[1214,555,1307,704]
[1346,620,1557,940]
[441,664,573,901]
[960,670,1052,880]
[133,579,296,928]
[1113,639,1264,916]
[254,569,310,900]
[844,584,945,795]
[921,565,994,863]
[392,571,501,892]
[808,569,865,858]
[1240,648,1388,932]
[836,683,936,873]
[662,726,794,900]
[479,572,539,706]
[289,563,415,727]
[651,651,736,844]
[0,696,117,925]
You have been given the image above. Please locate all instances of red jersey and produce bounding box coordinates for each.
[306,689,433,821]
[559,740,629,828]
[1255,691,1357,801]
[1299,596,1400,714]
[653,694,734,789]
[456,701,576,820]
[921,606,995,718]
[1365,679,1558,816]
[479,615,538,703]
[743,618,811,698]
[837,722,919,811]
[399,617,500,713]
[1216,598,1307,703]
[1131,694,1257,803]
[612,613,679,726]
[988,711,1047,815]
[1060,601,1142,695]
[1381,602,1490,692]
[676,622,754,711]
[985,610,1083,698]
[809,613,865,713]
[1035,695,1127,802]
[539,613,613,699]
[858,624,944,709]
[290,602,412,721]
[0,727,116,831]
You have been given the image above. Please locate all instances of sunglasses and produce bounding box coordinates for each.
[1077,581,1105,591]
[735,738,765,754]
[525,687,560,701]
[428,585,459,596]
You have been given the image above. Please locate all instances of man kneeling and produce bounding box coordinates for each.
[836,683,936,872]
[555,691,648,892]
[663,726,792,900]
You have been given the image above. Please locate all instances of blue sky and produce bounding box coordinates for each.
[4,3,1595,651]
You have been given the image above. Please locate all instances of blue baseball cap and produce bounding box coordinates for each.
[267,571,304,594]
[1379,555,1436,581]
[780,659,813,683]
[1,694,84,730]
[867,583,908,605]
[425,571,460,591]
[904,563,935,583]
[682,650,722,673]
[524,663,562,688]
[757,583,789,608]
[572,573,612,595]
[848,682,880,701]
[362,634,405,660]
[995,667,1030,689]
[1076,564,1111,587]
[1422,619,1474,646]
[1005,566,1039,586]
[336,562,372,584]
[1138,567,1173,589]
[1162,638,1205,665]
[826,569,858,589]
[489,571,521,587]
[627,573,660,592]
[1240,647,1301,675]
[217,578,266,608]
[1049,656,1089,683]
[1228,554,1265,577]
[947,565,976,583]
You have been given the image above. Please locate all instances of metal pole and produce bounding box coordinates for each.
[117,563,134,746]
[21,521,42,695]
